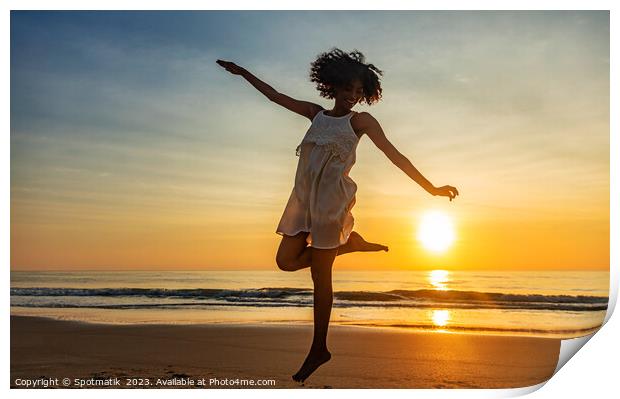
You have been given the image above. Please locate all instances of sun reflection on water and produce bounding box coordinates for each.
[428,269,450,291]
[430,309,451,328]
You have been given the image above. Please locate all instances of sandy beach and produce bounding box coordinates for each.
[10,315,561,389]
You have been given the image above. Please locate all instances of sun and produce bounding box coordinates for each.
[417,210,456,253]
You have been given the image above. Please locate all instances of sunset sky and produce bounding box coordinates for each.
[11,11,609,271]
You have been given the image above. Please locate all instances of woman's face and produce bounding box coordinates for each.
[335,79,364,109]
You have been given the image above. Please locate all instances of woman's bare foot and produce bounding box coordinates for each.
[291,348,332,383]
[346,231,388,253]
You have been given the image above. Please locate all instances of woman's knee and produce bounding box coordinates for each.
[276,232,309,272]
[276,255,296,272]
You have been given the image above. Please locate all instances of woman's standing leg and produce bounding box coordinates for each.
[292,246,338,383]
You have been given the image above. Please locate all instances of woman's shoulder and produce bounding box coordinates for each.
[308,105,325,122]
[350,111,377,137]
[352,110,374,120]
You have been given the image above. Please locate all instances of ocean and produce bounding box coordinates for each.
[10,270,609,338]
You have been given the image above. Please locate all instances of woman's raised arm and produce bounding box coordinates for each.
[216,59,322,121]
[358,112,459,201]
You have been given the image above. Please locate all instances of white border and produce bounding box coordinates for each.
[3,1,617,398]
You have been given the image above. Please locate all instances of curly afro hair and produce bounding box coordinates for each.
[309,47,384,106]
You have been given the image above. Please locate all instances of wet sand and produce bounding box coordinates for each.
[10,315,560,389]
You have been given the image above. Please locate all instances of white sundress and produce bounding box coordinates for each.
[275,109,360,249]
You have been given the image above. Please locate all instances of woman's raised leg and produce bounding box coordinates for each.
[292,246,338,383]
[276,231,312,271]
[276,231,388,272]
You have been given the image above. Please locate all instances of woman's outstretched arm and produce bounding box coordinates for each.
[359,112,459,201]
[216,59,321,121]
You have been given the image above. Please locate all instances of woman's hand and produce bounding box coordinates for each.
[432,185,459,201]
[216,59,246,75]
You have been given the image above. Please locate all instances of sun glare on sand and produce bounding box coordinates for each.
[417,210,456,253]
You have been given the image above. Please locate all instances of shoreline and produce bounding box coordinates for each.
[11,315,561,389]
[10,309,601,339]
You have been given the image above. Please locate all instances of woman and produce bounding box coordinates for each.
[217,48,458,383]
